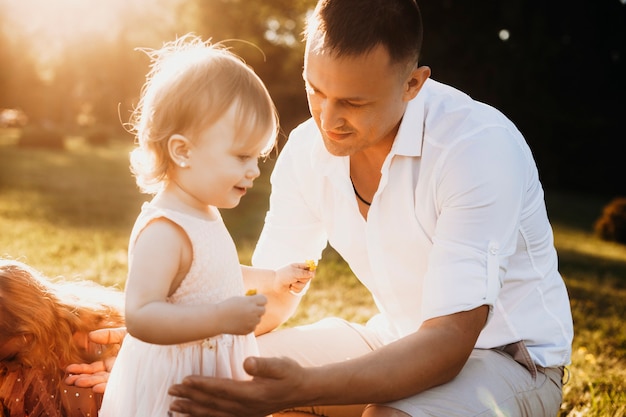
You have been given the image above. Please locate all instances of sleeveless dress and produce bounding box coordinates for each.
[99,203,259,417]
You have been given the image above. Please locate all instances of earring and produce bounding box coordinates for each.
[179,161,187,168]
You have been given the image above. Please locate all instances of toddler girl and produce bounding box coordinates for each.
[98,34,313,417]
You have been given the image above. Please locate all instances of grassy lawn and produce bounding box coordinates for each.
[0,130,624,416]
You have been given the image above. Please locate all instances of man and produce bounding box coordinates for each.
[81,0,574,415]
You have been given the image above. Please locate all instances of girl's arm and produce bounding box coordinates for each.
[241,263,314,335]
[125,219,266,345]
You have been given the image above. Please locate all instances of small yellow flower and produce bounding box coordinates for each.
[305,259,317,271]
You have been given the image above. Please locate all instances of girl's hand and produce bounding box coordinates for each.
[64,327,127,393]
[275,262,315,295]
[216,294,267,335]
[65,359,115,394]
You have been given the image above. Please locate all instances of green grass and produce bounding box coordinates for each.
[0,131,624,416]
[545,192,626,417]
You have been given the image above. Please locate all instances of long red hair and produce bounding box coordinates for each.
[0,259,125,416]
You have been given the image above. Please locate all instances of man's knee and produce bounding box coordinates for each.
[362,404,411,417]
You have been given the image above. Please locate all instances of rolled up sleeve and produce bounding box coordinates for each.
[421,128,528,321]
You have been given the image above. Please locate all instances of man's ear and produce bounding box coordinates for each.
[168,134,192,168]
[404,65,431,101]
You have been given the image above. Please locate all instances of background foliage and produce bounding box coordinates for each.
[1,1,625,415]
[0,0,625,194]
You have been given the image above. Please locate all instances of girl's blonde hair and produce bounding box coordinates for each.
[129,34,280,194]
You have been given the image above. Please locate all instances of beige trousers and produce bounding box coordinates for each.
[257,317,564,417]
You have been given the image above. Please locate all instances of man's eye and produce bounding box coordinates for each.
[306,86,324,98]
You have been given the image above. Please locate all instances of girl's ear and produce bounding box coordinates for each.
[168,134,192,168]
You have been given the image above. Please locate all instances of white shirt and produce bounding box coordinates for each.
[253,78,573,367]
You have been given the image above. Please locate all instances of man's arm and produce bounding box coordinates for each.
[168,305,488,417]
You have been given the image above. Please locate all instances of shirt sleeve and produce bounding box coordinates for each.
[421,126,532,321]
[252,128,329,269]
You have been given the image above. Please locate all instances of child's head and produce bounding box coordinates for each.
[0,259,124,372]
[129,34,279,195]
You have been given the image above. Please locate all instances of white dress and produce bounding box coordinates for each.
[99,203,258,417]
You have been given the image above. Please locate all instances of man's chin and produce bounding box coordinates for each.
[322,137,353,157]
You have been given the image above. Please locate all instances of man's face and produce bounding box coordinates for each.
[303,43,411,157]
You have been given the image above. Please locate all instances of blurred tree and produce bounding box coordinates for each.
[0,0,623,194]
[0,4,42,121]
[419,0,626,194]
[181,0,315,135]
[0,0,191,132]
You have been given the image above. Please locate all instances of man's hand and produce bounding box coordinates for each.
[169,356,307,417]
[64,327,127,394]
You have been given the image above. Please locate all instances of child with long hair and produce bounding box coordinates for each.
[0,258,125,417]
[98,35,314,417]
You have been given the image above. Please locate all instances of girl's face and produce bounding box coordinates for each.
[173,104,268,211]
